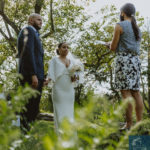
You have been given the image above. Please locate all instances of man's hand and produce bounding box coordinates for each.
[32,75,38,88]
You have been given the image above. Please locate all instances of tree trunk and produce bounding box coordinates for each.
[109,67,120,100]
[35,0,44,14]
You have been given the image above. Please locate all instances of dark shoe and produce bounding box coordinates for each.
[119,124,130,132]
[120,127,130,131]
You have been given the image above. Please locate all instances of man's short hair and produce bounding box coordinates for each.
[28,13,41,24]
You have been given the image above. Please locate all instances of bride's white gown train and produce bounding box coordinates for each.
[47,57,75,133]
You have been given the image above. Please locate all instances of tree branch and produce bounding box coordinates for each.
[0,11,19,34]
[42,31,53,38]
[4,21,12,38]
[0,27,9,40]
[50,0,55,33]
[0,27,16,52]
[109,66,120,100]
[42,0,55,39]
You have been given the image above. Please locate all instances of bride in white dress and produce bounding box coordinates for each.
[47,43,83,134]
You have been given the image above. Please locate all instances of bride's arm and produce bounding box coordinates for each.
[47,57,56,82]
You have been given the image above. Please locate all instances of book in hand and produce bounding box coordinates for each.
[95,40,107,46]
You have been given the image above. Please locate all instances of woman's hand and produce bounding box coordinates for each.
[71,76,76,82]
[71,75,79,82]
[105,42,111,49]
[43,78,51,86]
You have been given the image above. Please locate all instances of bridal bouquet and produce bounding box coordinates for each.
[69,64,82,75]
[67,52,84,86]
[69,63,84,85]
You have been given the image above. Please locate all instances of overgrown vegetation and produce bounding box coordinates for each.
[1,86,150,150]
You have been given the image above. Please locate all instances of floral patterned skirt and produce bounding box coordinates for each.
[114,52,141,90]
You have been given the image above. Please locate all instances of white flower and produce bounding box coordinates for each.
[69,64,82,74]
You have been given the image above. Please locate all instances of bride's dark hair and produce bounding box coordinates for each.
[120,3,140,41]
[56,42,65,55]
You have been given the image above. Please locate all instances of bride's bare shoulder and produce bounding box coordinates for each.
[50,56,58,61]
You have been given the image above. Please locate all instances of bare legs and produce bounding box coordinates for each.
[131,91,143,122]
[120,90,143,128]
[121,90,133,128]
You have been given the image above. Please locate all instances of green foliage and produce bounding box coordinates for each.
[72,5,118,94]
[42,96,149,150]
[40,87,53,113]
[0,99,20,150]
[15,121,55,150]
[4,0,36,29]
[0,79,39,150]
[0,77,149,150]
[117,120,150,150]
[140,18,150,114]
[5,94,149,150]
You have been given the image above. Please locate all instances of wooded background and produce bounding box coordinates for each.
[0,0,150,113]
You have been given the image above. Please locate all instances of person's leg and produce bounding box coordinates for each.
[20,94,42,133]
[20,111,30,133]
[33,80,43,120]
[20,78,43,133]
[120,90,133,128]
[24,80,43,125]
[19,77,31,133]
[131,90,143,122]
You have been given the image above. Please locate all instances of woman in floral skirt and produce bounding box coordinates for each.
[108,3,143,129]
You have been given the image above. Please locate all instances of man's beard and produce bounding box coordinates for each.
[120,15,124,21]
[32,23,41,30]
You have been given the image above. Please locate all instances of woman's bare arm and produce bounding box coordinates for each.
[110,24,122,51]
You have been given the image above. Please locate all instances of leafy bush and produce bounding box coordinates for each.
[0,74,149,150]
[0,78,38,150]
[7,94,149,150]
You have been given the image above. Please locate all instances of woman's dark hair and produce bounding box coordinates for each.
[56,42,65,55]
[121,3,140,41]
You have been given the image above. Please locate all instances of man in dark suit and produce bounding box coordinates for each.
[17,13,44,132]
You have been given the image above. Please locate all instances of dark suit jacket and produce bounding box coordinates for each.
[17,26,44,80]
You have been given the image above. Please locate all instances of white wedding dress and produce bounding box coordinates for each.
[47,56,75,134]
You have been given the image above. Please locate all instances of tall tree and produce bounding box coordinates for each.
[141,18,150,115]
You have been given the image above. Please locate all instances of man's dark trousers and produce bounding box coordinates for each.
[20,77,43,132]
